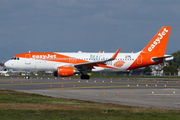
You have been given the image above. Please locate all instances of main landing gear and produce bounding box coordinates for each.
[80,75,90,80]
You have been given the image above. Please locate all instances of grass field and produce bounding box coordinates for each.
[0,89,180,120]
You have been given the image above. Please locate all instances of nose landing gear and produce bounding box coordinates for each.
[25,75,30,79]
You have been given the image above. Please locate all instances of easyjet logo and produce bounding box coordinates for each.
[32,54,57,59]
[148,28,168,52]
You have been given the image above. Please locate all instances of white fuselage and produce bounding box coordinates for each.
[5,52,140,72]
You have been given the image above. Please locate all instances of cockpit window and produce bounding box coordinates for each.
[11,57,20,60]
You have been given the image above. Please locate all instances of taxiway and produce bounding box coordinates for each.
[0,77,180,109]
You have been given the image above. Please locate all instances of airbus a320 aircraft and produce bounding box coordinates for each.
[5,26,173,79]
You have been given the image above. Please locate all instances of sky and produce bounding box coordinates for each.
[0,0,180,62]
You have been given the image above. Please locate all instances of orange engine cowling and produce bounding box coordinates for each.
[54,67,75,77]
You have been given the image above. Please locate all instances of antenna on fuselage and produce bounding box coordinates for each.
[29,50,31,53]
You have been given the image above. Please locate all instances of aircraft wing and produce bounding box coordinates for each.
[74,48,120,67]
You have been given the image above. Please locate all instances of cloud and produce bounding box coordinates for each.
[0,0,180,60]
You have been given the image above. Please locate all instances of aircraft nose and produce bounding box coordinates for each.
[4,61,11,68]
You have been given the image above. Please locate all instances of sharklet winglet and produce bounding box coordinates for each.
[110,48,120,60]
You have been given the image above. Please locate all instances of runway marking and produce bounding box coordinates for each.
[0,81,179,86]
[0,80,180,86]
[0,82,80,86]
[48,85,180,90]
[0,79,179,84]
[48,86,137,89]
[1,79,177,84]
[147,94,180,96]
[0,79,32,82]
[137,80,151,81]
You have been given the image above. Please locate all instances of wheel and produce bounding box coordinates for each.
[86,75,90,79]
[80,75,90,80]
[25,75,30,79]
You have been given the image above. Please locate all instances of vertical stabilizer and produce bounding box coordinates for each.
[142,26,171,56]
[128,26,171,70]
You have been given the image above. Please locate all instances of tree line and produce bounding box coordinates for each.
[163,51,180,75]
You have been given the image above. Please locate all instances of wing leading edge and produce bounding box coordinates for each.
[74,48,120,67]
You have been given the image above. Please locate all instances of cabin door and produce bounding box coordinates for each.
[137,55,142,65]
[25,54,31,65]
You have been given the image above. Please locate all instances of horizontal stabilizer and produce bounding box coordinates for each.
[151,55,173,62]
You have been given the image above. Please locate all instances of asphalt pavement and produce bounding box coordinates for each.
[1,77,180,109]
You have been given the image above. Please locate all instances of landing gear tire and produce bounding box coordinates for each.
[80,75,90,80]
[25,75,30,79]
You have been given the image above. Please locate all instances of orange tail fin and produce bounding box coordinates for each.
[142,26,171,56]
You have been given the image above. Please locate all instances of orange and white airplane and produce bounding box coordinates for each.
[5,26,173,79]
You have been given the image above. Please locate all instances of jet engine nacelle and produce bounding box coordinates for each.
[54,67,75,77]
